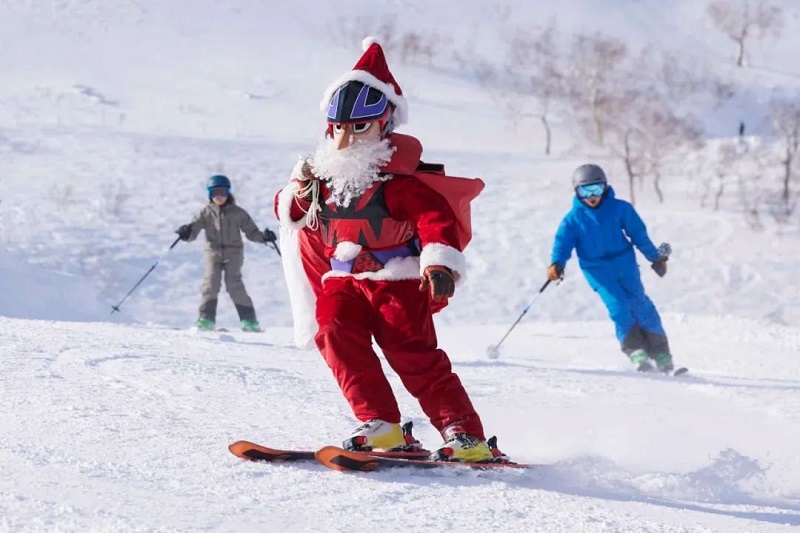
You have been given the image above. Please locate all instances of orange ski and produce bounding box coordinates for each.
[228,441,317,463]
[315,446,534,472]
[229,440,430,464]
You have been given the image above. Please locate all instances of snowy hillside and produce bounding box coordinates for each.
[1,0,800,531]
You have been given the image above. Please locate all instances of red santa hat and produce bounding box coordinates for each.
[319,37,409,126]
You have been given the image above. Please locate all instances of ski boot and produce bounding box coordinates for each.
[240,319,261,332]
[487,436,512,463]
[194,318,215,331]
[430,432,496,463]
[630,349,653,372]
[652,352,674,373]
[343,420,422,452]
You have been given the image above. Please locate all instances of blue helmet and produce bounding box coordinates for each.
[207,174,231,199]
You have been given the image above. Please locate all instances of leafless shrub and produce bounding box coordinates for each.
[732,140,772,230]
[469,20,565,155]
[637,46,734,110]
[642,110,705,203]
[601,90,648,204]
[330,15,443,66]
[600,63,705,205]
[702,141,743,210]
[395,31,441,66]
[329,15,397,57]
[100,181,132,218]
[49,183,78,210]
[769,95,800,221]
[706,0,784,67]
[506,20,564,155]
[564,32,628,146]
[471,58,525,127]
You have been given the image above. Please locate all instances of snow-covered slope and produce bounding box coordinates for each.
[1,1,799,531]
[2,316,799,532]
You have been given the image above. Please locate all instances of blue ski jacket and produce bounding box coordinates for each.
[550,187,660,273]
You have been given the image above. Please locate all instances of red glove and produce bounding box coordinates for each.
[419,266,455,303]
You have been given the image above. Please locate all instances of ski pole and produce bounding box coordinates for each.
[263,228,282,257]
[486,279,554,359]
[110,236,181,314]
[265,240,282,257]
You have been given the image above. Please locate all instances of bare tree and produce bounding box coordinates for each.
[471,59,526,129]
[329,14,444,66]
[596,47,708,204]
[602,89,647,205]
[505,21,564,155]
[640,108,705,203]
[706,0,784,67]
[702,142,742,210]
[395,31,441,65]
[330,15,398,56]
[466,20,565,155]
[770,96,800,220]
[564,32,628,145]
[602,72,705,206]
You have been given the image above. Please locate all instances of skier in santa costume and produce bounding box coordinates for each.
[274,38,505,463]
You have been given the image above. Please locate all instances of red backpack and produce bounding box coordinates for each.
[389,134,484,250]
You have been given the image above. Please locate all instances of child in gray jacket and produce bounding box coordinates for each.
[176,174,276,331]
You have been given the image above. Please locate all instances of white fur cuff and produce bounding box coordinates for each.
[333,241,362,261]
[419,243,466,280]
[276,181,309,230]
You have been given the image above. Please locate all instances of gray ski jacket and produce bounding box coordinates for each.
[185,195,266,251]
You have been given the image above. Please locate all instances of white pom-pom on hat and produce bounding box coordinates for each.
[362,36,380,51]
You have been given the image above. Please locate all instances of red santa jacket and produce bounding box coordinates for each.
[275,133,483,307]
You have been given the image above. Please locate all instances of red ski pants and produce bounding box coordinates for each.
[314,276,485,440]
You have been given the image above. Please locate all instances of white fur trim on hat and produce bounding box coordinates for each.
[419,243,467,281]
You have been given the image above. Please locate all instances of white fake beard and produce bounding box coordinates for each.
[311,137,395,207]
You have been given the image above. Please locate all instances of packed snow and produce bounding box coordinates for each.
[1,1,799,531]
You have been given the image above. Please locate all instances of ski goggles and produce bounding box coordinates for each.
[576,183,606,199]
[209,187,229,198]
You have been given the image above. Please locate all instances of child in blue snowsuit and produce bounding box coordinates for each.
[547,164,672,372]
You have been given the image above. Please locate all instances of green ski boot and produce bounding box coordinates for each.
[653,352,674,373]
[241,320,262,332]
[194,318,215,331]
[630,349,653,372]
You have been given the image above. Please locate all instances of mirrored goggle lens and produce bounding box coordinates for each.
[577,184,605,198]
[210,187,229,197]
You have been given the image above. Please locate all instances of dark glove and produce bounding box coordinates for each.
[419,265,455,304]
[547,263,564,281]
[176,224,192,241]
[651,256,668,277]
[263,227,277,243]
